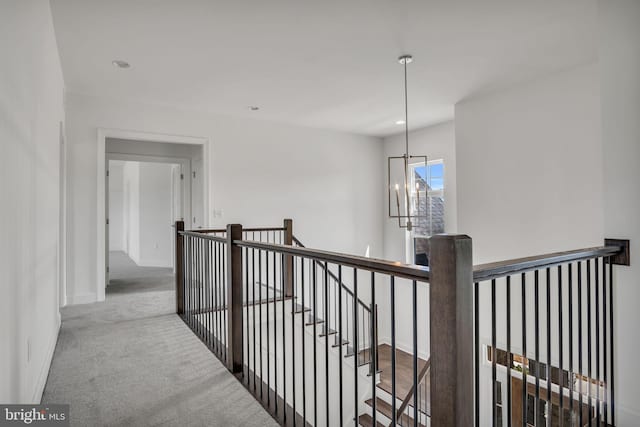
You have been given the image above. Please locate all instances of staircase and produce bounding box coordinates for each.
[292,237,430,427]
[357,344,430,427]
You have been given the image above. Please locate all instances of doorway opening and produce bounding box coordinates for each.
[99,133,207,305]
[107,160,180,297]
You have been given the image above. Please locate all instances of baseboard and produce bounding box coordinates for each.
[66,292,97,305]
[377,336,430,361]
[32,315,61,403]
[136,258,172,268]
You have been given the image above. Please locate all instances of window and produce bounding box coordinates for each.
[410,160,444,264]
[411,160,444,237]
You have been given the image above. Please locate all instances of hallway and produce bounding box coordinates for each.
[42,252,278,427]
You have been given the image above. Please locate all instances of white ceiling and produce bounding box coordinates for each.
[50,0,597,136]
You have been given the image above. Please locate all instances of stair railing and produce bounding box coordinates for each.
[292,236,379,374]
[175,218,628,427]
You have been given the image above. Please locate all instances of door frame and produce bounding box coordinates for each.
[96,128,209,302]
[58,121,67,308]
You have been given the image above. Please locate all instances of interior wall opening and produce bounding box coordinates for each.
[103,137,205,302]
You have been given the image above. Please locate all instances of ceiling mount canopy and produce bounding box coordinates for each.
[388,54,427,231]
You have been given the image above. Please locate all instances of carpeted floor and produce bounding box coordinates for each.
[42,251,278,427]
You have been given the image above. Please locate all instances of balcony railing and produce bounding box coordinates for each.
[174,219,628,426]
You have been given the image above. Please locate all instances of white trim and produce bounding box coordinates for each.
[135,258,173,268]
[97,127,210,302]
[32,316,61,403]
[67,293,98,306]
[58,121,68,308]
[106,151,192,232]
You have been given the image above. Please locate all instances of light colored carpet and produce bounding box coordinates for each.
[42,251,278,427]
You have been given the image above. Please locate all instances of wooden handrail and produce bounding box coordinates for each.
[190,228,226,234]
[187,226,285,234]
[234,239,431,282]
[473,245,621,282]
[180,230,226,243]
[396,359,431,420]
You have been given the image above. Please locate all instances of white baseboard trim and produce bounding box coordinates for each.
[66,292,97,305]
[137,258,172,268]
[377,335,430,361]
[32,315,61,403]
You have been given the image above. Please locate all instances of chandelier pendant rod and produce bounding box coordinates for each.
[403,57,412,229]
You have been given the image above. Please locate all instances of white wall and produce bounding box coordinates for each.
[65,93,384,304]
[123,162,140,263]
[117,161,174,268]
[0,0,65,403]
[454,63,607,423]
[137,162,174,267]
[599,1,640,423]
[108,162,125,251]
[455,63,604,264]
[382,121,457,262]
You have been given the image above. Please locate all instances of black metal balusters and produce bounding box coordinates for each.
[506,275,512,427]
[578,261,584,427]
[521,273,527,427]
[370,272,377,427]
[609,258,615,427]
[475,280,480,427]
[595,259,601,425]
[546,268,551,427]
[281,253,286,424]
[311,261,318,427]
[568,263,574,423]
[413,279,418,426]
[587,259,593,427]
[557,265,564,427]
[259,249,264,400]
[603,257,608,426]
[391,276,397,426]
[266,250,271,408]
[301,257,307,426]
[491,278,497,427]
[252,247,257,392]
[338,265,344,427]
[535,269,541,423]
[325,263,330,427]
[353,268,358,427]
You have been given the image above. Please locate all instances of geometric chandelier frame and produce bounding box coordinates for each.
[387,53,428,231]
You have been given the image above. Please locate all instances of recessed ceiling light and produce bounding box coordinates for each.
[249,106,260,111]
[395,120,406,125]
[112,60,131,69]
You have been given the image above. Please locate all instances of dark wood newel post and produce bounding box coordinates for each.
[175,220,184,314]
[227,223,244,373]
[283,218,294,296]
[429,234,474,427]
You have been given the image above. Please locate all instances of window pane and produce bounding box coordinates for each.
[428,162,443,178]
[412,161,445,238]
[414,165,427,181]
[430,177,444,190]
